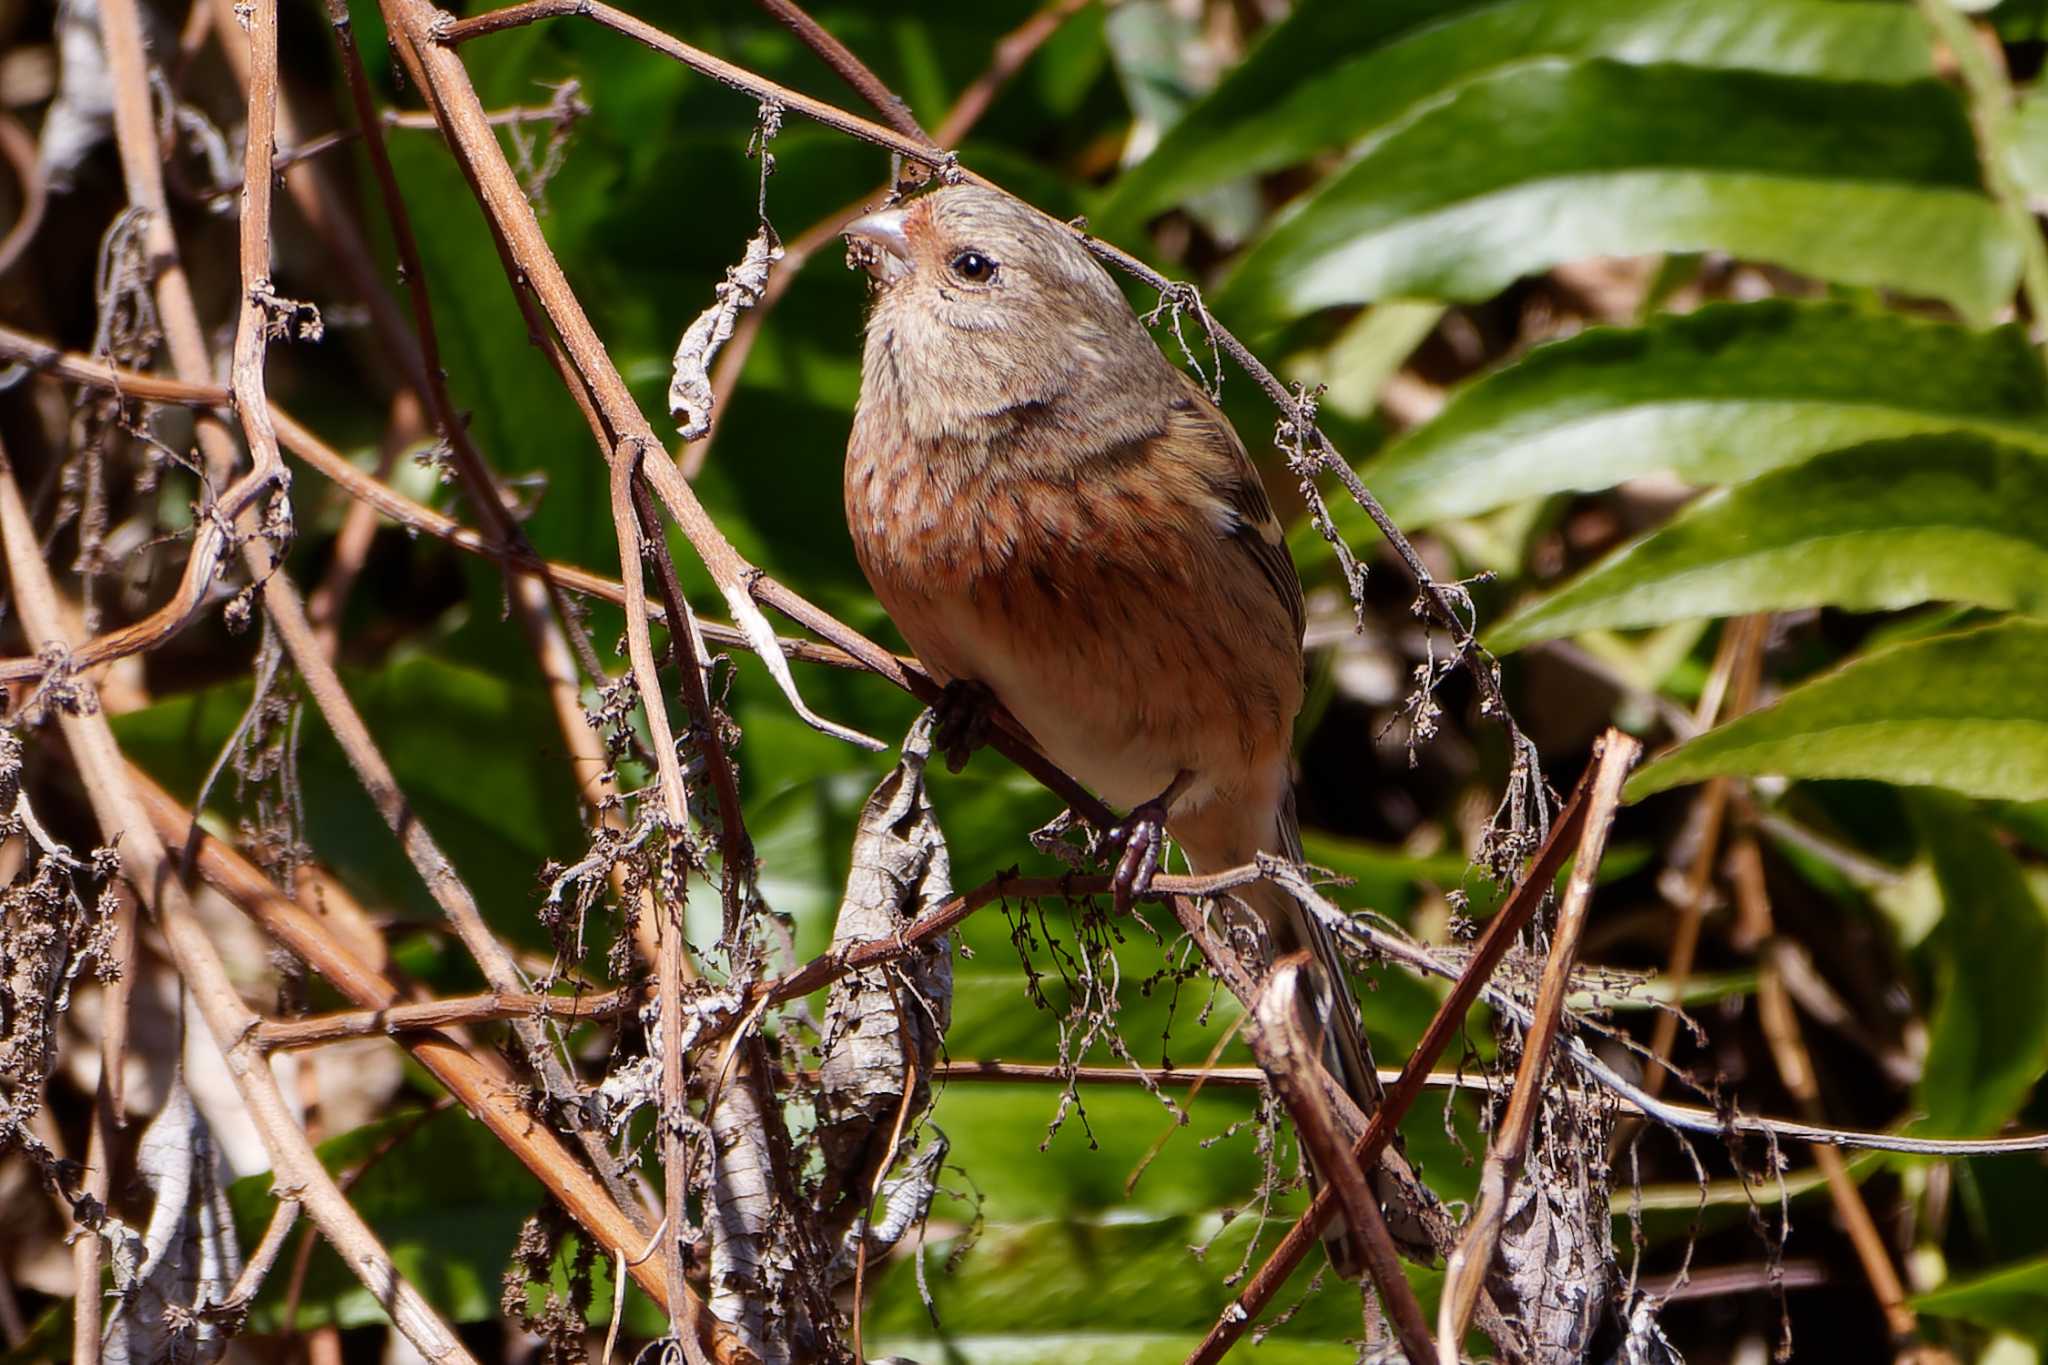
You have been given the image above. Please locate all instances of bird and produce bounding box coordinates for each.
[839,183,1439,1273]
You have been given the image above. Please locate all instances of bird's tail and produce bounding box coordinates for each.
[1177,791,1442,1277]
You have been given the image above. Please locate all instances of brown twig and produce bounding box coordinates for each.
[1189,743,1612,1363]
[310,0,660,986]
[0,441,476,1364]
[1248,958,1436,1363]
[750,0,926,141]
[398,0,883,755]
[304,389,424,654]
[1643,615,1766,1098]
[0,112,47,277]
[1742,832,1917,1342]
[607,441,697,1313]
[122,767,735,1345]
[210,1197,302,1318]
[256,987,637,1050]
[1436,731,1639,1356]
[934,0,1093,146]
[443,0,945,171]
[629,478,752,935]
[246,92,587,184]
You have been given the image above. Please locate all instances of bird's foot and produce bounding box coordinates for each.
[1109,773,1191,914]
[931,680,996,774]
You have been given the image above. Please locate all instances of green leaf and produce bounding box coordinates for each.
[1353,301,2048,527]
[1627,620,2048,804]
[229,1108,544,1329]
[1213,60,2016,332]
[1916,1253,2048,1340]
[1100,0,1932,232]
[1489,436,2048,651]
[1911,792,2048,1137]
[865,1213,1443,1356]
[113,657,587,958]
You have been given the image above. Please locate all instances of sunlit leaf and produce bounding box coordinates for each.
[1911,792,2048,1137]
[1351,301,2048,528]
[1489,436,2048,650]
[1915,1253,2048,1340]
[1627,620,2048,803]
[1101,0,1932,232]
[1214,61,2016,331]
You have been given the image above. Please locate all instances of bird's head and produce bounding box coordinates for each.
[844,185,1163,424]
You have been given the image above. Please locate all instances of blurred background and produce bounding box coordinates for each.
[3,0,2048,1360]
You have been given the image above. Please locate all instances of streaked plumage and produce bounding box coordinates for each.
[842,185,1437,1273]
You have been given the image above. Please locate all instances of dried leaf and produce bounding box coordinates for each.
[104,1076,242,1364]
[668,226,783,442]
[814,716,954,1219]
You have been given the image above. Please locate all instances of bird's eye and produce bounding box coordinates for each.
[949,250,998,284]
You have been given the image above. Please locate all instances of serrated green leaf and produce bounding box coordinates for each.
[1351,301,2048,528]
[1911,792,2048,1137]
[1489,437,2048,651]
[1100,0,1932,232]
[1627,620,2048,803]
[1213,60,2016,331]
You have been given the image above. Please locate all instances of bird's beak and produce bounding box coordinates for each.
[844,209,913,283]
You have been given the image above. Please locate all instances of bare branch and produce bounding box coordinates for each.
[123,768,732,1344]
[0,441,475,1364]
[1247,959,1436,1363]
[1437,731,1639,1355]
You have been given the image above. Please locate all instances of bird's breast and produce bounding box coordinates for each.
[844,434,1298,812]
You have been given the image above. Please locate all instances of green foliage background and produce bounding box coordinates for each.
[68,0,2048,1358]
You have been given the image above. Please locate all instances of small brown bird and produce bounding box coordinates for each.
[842,185,1435,1271]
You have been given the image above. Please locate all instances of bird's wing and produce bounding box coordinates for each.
[1167,371,1307,650]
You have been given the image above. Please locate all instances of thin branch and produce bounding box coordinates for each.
[0,441,476,1364]
[0,112,47,277]
[209,1198,302,1318]
[1437,731,1639,1355]
[933,0,1093,147]
[121,767,733,1344]
[1742,833,1916,1341]
[630,478,752,935]
[396,0,883,753]
[443,0,946,171]
[246,92,587,184]
[1189,743,1610,1363]
[256,987,636,1050]
[1248,959,1436,1363]
[608,440,695,1315]
[1644,616,1764,1099]
[749,0,926,141]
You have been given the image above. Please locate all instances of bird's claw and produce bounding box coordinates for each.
[1110,800,1169,914]
[931,679,996,774]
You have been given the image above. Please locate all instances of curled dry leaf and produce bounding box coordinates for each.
[38,0,113,189]
[707,1062,817,1365]
[814,715,954,1224]
[668,225,784,442]
[1484,1089,1614,1362]
[104,1075,242,1364]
